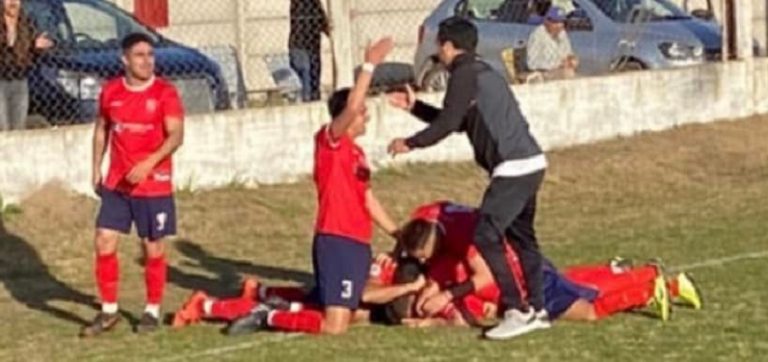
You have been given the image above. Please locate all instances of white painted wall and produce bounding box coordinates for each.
[1,59,767,205]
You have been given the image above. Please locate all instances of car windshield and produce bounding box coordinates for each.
[590,0,691,23]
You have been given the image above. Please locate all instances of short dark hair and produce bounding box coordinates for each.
[121,32,154,53]
[382,258,424,325]
[327,88,351,118]
[437,17,478,52]
[400,219,438,254]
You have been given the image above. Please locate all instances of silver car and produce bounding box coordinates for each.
[414,0,722,90]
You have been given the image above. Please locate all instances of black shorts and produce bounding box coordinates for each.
[307,234,371,309]
[96,187,177,241]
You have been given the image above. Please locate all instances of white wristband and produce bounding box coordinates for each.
[361,62,376,74]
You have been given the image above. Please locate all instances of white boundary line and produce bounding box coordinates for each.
[155,250,768,361]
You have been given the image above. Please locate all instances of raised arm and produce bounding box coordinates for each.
[91,116,109,192]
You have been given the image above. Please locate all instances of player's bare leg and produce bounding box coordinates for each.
[559,299,599,322]
[80,229,122,338]
[135,239,167,333]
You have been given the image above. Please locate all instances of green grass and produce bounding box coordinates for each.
[1,116,767,361]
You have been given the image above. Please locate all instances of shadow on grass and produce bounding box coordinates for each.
[0,219,97,326]
[165,239,313,297]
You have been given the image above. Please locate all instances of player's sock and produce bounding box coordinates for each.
[145,255,167,307]
[145,304,161,319]
[262,286,307,302]
[593,284,653,318]
[267,310,323,334]
[208,298,257,321]
[96,252,119,313]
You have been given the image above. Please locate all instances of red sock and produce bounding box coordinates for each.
[209,298,256,321]
[265,287,307,302]
[145,255,167,305]
[268,310,323,334]
[667,279,679,298]
[593,284,653,318]
[96,253,119,304]
[568,266,658,295]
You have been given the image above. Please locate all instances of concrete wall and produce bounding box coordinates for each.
[1,59,767,205]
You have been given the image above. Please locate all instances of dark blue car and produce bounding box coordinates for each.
[22,0,241,124]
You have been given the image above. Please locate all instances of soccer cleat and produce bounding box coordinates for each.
[240,277,260,301]
[648,274,671,322]
[675,273,703,310]
[484,308,549,340]
[79,312,121,338]
[135,312,160,334]
[172,290,209,328]
[225,304,273,336]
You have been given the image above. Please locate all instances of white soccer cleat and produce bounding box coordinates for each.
[484,308,550,340]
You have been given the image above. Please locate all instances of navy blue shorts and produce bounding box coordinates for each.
[543,266,599,319]
[96,187,177,241]
[307,234,372,309]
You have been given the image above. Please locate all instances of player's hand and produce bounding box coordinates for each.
[408,274,427,293]
[387,138,411,157]
[364,37,394,66]
[420,291,452,317]
[387,85,416,111]
[126,159,154,185]
[92,170,102,194]
[375,253,395,269]
[415,281,440,316]
[35,32,54,50]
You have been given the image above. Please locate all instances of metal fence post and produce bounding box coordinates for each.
[735,0,755,59]
[235,0,249,82]
[327,0,355,88]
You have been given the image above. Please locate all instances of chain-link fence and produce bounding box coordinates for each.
[1,0,766,131]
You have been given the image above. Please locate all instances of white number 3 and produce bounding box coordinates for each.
[341,280,353,299]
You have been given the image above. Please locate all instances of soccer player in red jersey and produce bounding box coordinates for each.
[80,33,184,337]
[224,37,400,336]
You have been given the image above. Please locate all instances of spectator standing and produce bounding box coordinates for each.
[289,0,330,102]
[0,0,53,131]
[526,6,579,80]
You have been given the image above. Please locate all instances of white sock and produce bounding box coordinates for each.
[145,304,161,319]
[102,303,118,314]
[266,310,278,326]
[203,299,214,316]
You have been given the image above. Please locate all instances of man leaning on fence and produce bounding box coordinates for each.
[526,6,579,81]
[290,0,330,102]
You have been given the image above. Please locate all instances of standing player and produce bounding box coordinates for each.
[387,17,549,339]
[228,37,400,336]
[81,33,184,337]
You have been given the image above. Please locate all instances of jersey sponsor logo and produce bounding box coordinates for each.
[109,101,124,108]
[111,122,155,134]
[341,280,353,299]
[156,212,168,232]
[152,171,172,182]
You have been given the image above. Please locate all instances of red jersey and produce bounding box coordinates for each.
[99,77,184,197]
[368,258,397,286]
[313,126,372,243]
[413,201,528,302]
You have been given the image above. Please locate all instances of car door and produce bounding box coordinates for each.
[567,0,609,75]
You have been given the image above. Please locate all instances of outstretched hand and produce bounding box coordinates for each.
[364,37,395,66]
[387,138,411,157]
[387,84,416,111]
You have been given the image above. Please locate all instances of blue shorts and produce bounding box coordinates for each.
[96,187,177,241]
[307,234,372,309]
[543,266,599,319]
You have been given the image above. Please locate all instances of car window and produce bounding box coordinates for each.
[63,1,119,46]
[591,0,690,22]
[465,0,532,24]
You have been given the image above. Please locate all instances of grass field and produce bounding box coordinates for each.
[1,115,767,361]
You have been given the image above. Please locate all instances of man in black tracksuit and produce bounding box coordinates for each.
[388,17,549,339]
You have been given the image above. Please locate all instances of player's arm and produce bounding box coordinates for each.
[419,254,494,316]
[126,115,184,184]
[366,190,399,237]
[387,84,441,124]
[329,37,393,140]
[91,116,109,192]
[362,274,425,305]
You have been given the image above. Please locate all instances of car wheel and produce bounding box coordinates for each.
[420,62,449,92]
[615,59,645,72]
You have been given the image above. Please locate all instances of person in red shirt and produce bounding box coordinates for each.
[80,33,184,337]
[225,37,400,336]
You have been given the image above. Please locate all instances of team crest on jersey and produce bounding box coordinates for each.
[146,99,159,113]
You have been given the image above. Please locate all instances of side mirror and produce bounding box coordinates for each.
[690,9,715,21]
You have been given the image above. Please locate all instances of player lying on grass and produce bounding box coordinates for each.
[389,201,703,327]
[171,254,426,334]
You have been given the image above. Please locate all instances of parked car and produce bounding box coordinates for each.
[414,0,723,90]
[22,0,245,124]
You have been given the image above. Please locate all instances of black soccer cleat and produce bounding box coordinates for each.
[225,304,272,336]
[80,312,121,338]
[134,312,160,334]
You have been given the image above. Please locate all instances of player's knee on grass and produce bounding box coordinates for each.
[142,239,166,258]
[322,306,353,335]
[560,299,598,322]
[95,229,120,255]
